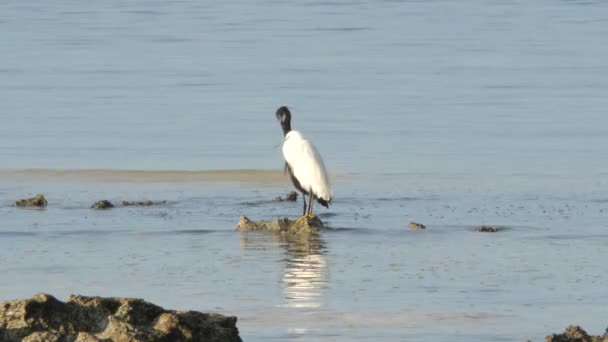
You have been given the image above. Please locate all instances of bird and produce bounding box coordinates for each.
[275,106,332,217]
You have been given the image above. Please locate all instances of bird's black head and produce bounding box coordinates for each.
[276,106,292,136]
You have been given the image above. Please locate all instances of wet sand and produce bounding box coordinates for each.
[0,168,349,184]
[0,169,288,184]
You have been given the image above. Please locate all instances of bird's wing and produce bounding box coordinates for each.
[282,134,332,201]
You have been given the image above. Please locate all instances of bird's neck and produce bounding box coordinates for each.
[281,123,291,136]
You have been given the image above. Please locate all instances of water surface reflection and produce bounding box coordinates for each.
[281,233,328,309]
[240,232,328,309]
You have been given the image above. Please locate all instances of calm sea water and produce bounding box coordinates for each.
[2,0,608,341]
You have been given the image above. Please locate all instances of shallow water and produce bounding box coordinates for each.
[2,0,608,341]
[2,174,608,341]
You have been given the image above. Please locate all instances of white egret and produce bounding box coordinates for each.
[276,106,332,217]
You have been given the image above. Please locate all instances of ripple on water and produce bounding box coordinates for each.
[0,231,38,237]
[49,229,133,237]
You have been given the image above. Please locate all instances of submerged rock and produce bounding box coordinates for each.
[122,200,167,207]
[474,225,499,232]
[272,191,298,202]
[0,293,241,342]
[285,191,298,201]
[236,215,324,233]
[14,194,47,208]
[546,325,608,342]
[408,222,426,230]
[91,200,114,209]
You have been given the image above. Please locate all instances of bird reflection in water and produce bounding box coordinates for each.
[281,232,328,308]
[239,232,328,309]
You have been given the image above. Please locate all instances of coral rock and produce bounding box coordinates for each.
[91,200,115,209]
[474,225,499,233]
[408,222,426,230]
[0,293,241,342]
[236,215,324,233]
[14,194,47,208]
[545,325,608,342]
[122,200,167,207]
[272,191,298,202]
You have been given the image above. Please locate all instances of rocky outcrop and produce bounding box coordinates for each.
[0,293,241,342]
[546,325,608,342]
[272,191,298,202]
[122,200,167,207]
[408,222,426,230]
[236,215,324,233]
[91,200,115,209]
[474,225,499,232]
[14,194,47,208]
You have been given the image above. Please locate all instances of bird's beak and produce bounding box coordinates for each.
[278,117,290,136]
[276,112,286,124]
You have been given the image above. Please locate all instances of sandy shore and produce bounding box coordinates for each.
[0,168,349,184]
[0,169,288,184]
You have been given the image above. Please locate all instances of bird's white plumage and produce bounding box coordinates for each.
[282,131,332,202]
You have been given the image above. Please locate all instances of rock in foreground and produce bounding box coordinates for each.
[546,325,608,342]
[91,200,115,209]
[236,215,324,233]
[14,194,47,208]
[0,293,241,342]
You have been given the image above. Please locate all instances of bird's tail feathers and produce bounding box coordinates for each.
[317,197,331,208]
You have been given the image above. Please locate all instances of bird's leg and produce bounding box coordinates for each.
[307,193,314,218]
[301,192,307,216]
[283,162,289,176]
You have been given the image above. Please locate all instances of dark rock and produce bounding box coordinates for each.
[474,225,499,232]
[236,215,324,233]
[545,325,608,342]
[272,191,298,202]
[14,194,47,208]
[0,293,241,342]
[122,200,167,207]
[408,222,426,230]
[91,200,114,209]
[285,191,298,201]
